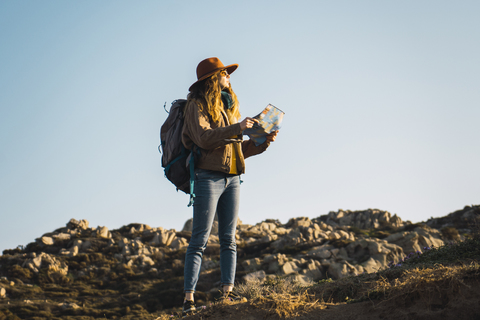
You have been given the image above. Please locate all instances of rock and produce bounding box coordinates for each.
[67,218,89,230]
[303,260,323,280]
[130,239,144,252]
[140,256,155,267]
[362,257,381,273]
[328,261,359,279]
[210,221,219,235]
[280,261,299,275]
[53,233,71,241]
[208,234,219,244]
[24,253,68,275]
[119,237,129,248]
[0,287,6,298]
[96,226,111,239]
[323,209,406,229]
[258,234,278,244]
[414,226,444,249]
[32,256,43,268]
[242,258,262,272]
[287,217,312,229]
[182,218,193,232]
[385,231,422,254]
[60,302,81,310]
[159,230,176,247]
[172,259,183,269]
[426,205,480,230]
[264,253,288,273]
[327,262,347,279]
[81,240,92,251]
[274,227,289,235]
[201,259,219,271]
[170,237,188,251]
[288,274,314,285]
[40,236,54,245]
[137,247,151,256]
[243,270,267,283]
[307,245,333,259]
[149,233,161,246]
[258,222,277,232]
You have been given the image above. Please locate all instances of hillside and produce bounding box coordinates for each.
[0,205,479,319]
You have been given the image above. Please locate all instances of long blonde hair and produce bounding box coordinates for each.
[188,71,240,124]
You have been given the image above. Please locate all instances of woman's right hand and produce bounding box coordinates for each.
[239,117,258,130]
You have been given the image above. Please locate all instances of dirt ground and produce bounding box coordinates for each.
[185,279,480,320]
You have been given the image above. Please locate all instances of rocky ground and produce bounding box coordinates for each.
[0,205,479,319]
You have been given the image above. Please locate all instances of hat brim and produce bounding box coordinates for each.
[189,64,238,91]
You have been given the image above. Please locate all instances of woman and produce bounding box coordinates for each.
[181,57,277,315]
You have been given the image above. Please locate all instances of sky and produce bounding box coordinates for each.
[1,1,479,254]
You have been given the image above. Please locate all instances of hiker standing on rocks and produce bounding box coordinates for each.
[181,57,278,315]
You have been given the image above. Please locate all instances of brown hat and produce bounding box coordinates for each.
[189,57,238,91]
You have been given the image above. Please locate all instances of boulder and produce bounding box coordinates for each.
[414,227,444,249]
[67,218,89,230]
[53,233,71,241]
[307,245,333,259]
[243,270,267,283]
[385,231,422,254]
[264,253,288,273]
[287,217,312,229]
[323,209,406,229]
[362,257,382,273]
[328,262,348,279]
[96,226,111,239]
[40,236,54,245]
[140,256,155,267]
[182,219,193,232]
[170,237,188,251]
[280,261,299,275]
[327,261,359,279]
[59,302,81,310]
[258,222,277,232]
[242,258,262,272]
[288,274,313,285]
[302,260,323,280]
[201,259,219,271]
[159,230,176,247]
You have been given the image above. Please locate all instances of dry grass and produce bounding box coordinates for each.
[373,263,480,305]
[311,236,480,306]
[235,277,326,318]
[232,236,480,318]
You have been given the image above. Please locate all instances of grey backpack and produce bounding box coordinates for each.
[159,99,195,206]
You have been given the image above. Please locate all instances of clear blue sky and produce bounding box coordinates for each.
[1,1,479,253]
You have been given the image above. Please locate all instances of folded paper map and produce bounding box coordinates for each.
[243,104,284,146]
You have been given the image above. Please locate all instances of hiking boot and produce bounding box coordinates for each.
[182,300,196,316]
[225,290,245,301]
[214,290,246,302]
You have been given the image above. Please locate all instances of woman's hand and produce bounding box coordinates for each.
[239,117,259,131]
[266,130,279,142]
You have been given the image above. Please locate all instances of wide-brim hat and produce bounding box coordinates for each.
[189,57,238,91]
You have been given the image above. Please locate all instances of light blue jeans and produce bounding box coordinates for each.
[184,168,241,293]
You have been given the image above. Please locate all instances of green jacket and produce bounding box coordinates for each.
[182,99,270,174]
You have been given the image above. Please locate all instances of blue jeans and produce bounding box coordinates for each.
[184,168,241,293]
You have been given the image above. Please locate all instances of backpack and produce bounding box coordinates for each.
[159,99,196,206]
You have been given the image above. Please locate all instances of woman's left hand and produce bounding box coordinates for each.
[266,131,279,142]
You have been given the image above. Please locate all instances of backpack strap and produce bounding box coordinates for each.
[187,152,195,207]
[187,146,201,207]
